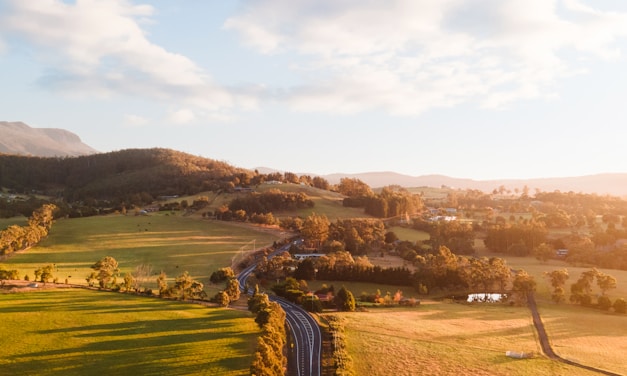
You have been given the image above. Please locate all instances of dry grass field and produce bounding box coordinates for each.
[339,303,602,376]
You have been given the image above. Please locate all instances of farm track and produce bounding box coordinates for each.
[527,293,622,376]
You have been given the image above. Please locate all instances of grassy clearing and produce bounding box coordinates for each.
[3,214,280,294]
[0,215,28,229]
[387,226,430,243]
[340,303,599,376]
[0,289,258,376]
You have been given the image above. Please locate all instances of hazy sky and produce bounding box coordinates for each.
[2,0,627,180]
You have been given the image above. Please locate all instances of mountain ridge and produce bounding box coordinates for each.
[0,121,97,157]
[256,167,627,197]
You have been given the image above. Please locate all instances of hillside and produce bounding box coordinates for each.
[0,121,97,157]
[0,148,251,201]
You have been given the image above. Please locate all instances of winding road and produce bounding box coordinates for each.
[237,241,322,376]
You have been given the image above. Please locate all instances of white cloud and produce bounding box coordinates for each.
[226,0,627,115]
[124,114,149,127]
[168,108,196,125]
[0,0,247,113]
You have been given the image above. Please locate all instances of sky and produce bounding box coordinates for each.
[2,0,627,181]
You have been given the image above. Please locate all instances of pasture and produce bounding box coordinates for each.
[340,303,602,376]
[0,288,258,376]
[3,214,281,295]
[0,215,28,229]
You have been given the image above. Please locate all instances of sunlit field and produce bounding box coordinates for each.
[340,303,600,376]
[0,289,258,376]
[387,226,430,243]
[3,214,280,294]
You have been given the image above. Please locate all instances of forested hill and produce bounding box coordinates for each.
[0,148,252,201]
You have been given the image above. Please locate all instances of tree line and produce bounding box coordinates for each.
[0,204,56,256]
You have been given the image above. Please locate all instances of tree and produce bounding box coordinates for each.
[613,298,626,314]
[545,269,569,304]
[596,272,617,296]
[225,277,241,301]
[157,271,169,296]
[533,243,554,263]
[597,295,612,311]
[511,270,536,304]
[35,264,54,284]
[214,291,230,307]
[173,271,205,300]
[248,286,270,314]
[301,213,330,248]
[90,256,119,288]
[335,286,356,311]
[210,267,235,284]
[122,273,135,292]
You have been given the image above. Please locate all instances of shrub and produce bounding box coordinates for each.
[614,298,626,314]
[597,295,612,311]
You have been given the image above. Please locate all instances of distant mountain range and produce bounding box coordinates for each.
[2,121,626,197]
[0,121,97,157]
[321,171,627,197]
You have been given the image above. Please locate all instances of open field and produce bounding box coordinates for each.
[387,226,430,243]
[0,215,28,229]
[0,288,258,376]
[2,214,281,294]
[339,303,602,376]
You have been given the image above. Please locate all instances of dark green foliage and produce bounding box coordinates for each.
[484,222,547,256]
[0,148,250,202]
[327,218,386,255]
[209,267,235,284]
[228,189,313,214]
[293,258,316,280]
[0,266,20,281]
[335,286,356,312]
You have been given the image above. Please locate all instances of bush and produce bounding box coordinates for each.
[614,298,626,314]
[597,295,612,311]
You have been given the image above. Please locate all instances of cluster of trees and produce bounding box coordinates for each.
[545,268,625,312]
[339,179,423,219]
[0,265,20,284]
[209,267,240,306]
[0,204,56,256]
[213,190,315,225]
[299,213,387,255]
[85,256,209,300]
[483,222,548,256]
[413,219,476,255]
[325,315,355,375]
[228,190,314,214]
[247,287,288,376]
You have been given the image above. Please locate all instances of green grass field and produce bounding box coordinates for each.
[0,215,28,229]
[3,214,281,295]
[0,289,258,376]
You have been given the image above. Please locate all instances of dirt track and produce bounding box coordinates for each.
[527,293,622,376]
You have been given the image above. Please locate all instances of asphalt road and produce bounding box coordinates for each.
[237,240,322,376]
